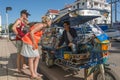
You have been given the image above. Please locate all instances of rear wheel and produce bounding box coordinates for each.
[41,52,46,62]
[45,53,54,68]
[93,69,119,80]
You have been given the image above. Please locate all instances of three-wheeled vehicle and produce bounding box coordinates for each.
[40,9,119,80]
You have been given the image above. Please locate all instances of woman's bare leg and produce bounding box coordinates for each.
[21,55,29,69]
[29,57,37,77]
[33,56,40,75]
[17,54,21,72]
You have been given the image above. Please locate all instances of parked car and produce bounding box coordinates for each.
[9,33,16,41]
[104,29,120,39]
[1,33,8,38]
[114,36,120,42]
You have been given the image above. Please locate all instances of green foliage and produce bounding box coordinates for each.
[8,23,14,33]
[0,26,2,32]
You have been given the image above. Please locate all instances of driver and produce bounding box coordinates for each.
[57,21,77,53]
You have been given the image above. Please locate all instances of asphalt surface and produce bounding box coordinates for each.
[38,67,49,80]
[108,41,120,76]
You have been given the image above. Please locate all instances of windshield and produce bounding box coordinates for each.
[77,23,103,35]
[89,24,104,35]
[74,23,104,42]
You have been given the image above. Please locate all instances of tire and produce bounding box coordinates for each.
[45,53,54,68]
[93,68,119,80]
[41,52,46,62]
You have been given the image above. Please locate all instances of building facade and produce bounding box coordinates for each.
[59,0,111,24]
[73,0,111,24]
[45,9,59,19]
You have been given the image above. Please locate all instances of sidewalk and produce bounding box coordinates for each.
[0,39,30,80]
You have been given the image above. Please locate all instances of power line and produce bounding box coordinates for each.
[115,0,117,22]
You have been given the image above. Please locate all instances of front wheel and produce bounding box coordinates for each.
[93,69,119,80]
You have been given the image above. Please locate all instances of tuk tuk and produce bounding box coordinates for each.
[40,9,119,80]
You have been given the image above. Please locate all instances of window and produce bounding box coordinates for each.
[73,6,75,9]
[95,20,97,23]
[105,4,107,7]
[94,2,98,6]
[77,3,80,8]
[82,2,85,6]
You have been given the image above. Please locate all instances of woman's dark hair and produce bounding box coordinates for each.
[63,21,70,25]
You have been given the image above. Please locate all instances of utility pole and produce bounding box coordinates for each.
[110,0,119,27]
[115,0,117,22]
[6,7,12,41]
[111,0,113,28]
[115,0,118,22]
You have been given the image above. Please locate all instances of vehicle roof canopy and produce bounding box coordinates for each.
[52,9,100,27]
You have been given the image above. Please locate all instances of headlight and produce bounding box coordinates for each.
[102,44,108,51]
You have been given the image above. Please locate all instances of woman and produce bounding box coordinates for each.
[21,16,52,79]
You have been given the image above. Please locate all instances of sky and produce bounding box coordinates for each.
[0,0,120,27]
[0,0,74,26]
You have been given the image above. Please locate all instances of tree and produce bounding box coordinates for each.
[8,23,14,33]
[0,26,2,32]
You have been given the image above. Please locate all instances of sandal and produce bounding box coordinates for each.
[37,73,43,77]
[18,70,26,75]
[22,65,29,69]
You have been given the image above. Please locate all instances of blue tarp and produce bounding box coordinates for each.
[98,25,108,31]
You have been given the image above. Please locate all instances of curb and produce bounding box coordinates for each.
[38,61,58,80]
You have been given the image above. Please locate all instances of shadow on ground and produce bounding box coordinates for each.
[0,53,29,78]
[39,61,84,80]
[109,50,120,54]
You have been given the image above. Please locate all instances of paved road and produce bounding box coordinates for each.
[0,39,31,80]
[11,40,49,80]
[39,41,120,80]
[1,39,119,80]
[108,41,120,76]
[0,39,49,80]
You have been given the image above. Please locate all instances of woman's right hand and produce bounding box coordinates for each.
[32,42,38,50]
